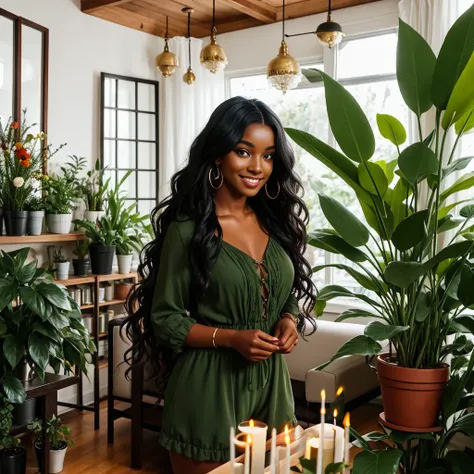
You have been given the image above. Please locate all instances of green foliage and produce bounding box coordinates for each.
[53,247,68,263]
[0,248,95,404]
[80,158,109,212]
[73,239,89,261]
[29,415,73,449]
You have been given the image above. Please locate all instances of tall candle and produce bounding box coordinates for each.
[230,426,235,474]
[270,428,277,474]
[343,413,351,473]
[333,409,338,426]
[234,433,251,474]
[317,390,326,474]
[284,425,291,474]
[239,420,268,474]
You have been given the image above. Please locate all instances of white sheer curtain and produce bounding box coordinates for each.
[159,36,225,200]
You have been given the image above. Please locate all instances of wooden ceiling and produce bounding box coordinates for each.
[80,0,380,38]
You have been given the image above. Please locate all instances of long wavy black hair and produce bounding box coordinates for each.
[123,96,316,394]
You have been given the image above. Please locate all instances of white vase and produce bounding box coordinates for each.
[49,446,68,473]
[117,254,133,274]
[47,214,73,234]
[55,261,70,281]
[84,210,100,222]
[27,210,45,235]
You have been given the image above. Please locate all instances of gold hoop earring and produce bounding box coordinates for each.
[209,165,223,190]
[265,181,280,200]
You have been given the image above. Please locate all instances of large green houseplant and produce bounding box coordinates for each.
[287,4,474,431]
[0,248,95,404]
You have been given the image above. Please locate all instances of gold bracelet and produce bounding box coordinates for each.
[281,313,298,326]
[212,328,219,348]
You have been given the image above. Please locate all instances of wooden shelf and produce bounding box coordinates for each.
[56,276,95,286]
[98,299,126,307]
[0,232,86,245]
[97,272,138,282]
[80,304,94,310]
[98,332,108,340]
[55,272,137,287]
[98,359,108,369]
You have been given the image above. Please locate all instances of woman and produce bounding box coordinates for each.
[124,96,316,474]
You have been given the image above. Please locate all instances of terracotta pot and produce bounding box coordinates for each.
[377,354,449,430]
[115,282,133,301]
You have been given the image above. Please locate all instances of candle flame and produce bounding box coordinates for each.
[321,389,326,401]
[333,409,338,418]
[321,407,326,415]
[284,424,289,434]
[343,413,350,427]
[285,433,290,446]
[249,419,255,428]
[336,386,344,397]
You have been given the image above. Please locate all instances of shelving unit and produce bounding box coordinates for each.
[0,232,87,245]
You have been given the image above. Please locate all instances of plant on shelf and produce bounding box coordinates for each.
[72,239,90,277]
[81,158,109,221]
[43,155,86,234]
[0,394,26,472]
[286,5,474,433]
[25,195,45,236]
[29,415,73,474]
[0,248,96,404]
[53,246,70,281]
[0,111,65,237]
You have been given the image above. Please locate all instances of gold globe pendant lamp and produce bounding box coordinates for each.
[183,7,196,85]
[316,0,344,48]
[156,17,179,77]
[200,0,228,73]
[267,0,301,94]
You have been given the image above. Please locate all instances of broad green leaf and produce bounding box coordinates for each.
[376,113,406,146]
[358,162,388,196]
[335,308,383,323]
[389,431,434,443]
[391,210,428,251]
[285,128,372,204]
[390,177,410,227]
[384,261,423,288]
[446,450,474,474]
[324,462,344,474]
[17,260,37,284]
[318,69,375,162]
[351,430,389,449]
[438,199,471,219]
[301,68,324,84]
[398,143,438,186]
[454,314,474,334]
[360,200,395,240]
[19,287,45,317]
[384,159,397,185]
[397,19,436,116]
[317,285,383,309]
[415,292,432,322]
[460,204,474,218]
[2,376,26,404]
[349,427,371,450]
[319,195,369,247]
[314,299,326,317]
[432,3,474,109]
[0,277,18,313]
[442,412,474,451]
[441,172,474,203]
[35,283,71,311]
[308,231,367,262]
[364,321,409,341]
[352,449,402,474]
[443,52,474,129]
[315,335,382,371]
[458,265,474,306]
[438,215,464,233]
[313,264,383,293]
[28,332,51,371]
[455,109,474,134]
[3,335,25,369]
[443,157,474,178]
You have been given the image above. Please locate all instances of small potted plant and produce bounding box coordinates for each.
[25,196,45,236]
[0,395,26,474]
[29,416,73,474]
[72,240,90,277]
[81,158,109,222]
[43,156,85,234]
[53,247,69,281]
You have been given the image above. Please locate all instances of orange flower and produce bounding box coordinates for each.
[15,142,22,149]
[10,122,19,129]
[15,147,28,160]
[20,159,30,168]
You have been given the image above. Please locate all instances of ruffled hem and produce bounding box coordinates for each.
[158,431,230,463]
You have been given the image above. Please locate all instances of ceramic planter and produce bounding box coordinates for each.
[4,210,28,236]
[2,446,27,474]
[84,210,100,222]
[376,354,449,430]
[72,259,90,277]
[34,440,68,474]
[27,210,45,235]
[115,282,133,300]
[117,254,133,274]
[55,262,70,281]
[12,398,36,427]
[47,214,72,234]
[89,244,115,275]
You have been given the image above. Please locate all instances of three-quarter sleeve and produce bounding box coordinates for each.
[151,221,197,354]
[281,293,299,316]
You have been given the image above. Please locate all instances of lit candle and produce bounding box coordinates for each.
[336,387,344,398]
[317,390,326,474]
[284,425,291,474]
[270,428,277,474]
[238,420,268,474]
[333,409,338,426]
[234,433,251,474]
[343,413,351,473]
[246,435,251,474]
[230,426,235,474]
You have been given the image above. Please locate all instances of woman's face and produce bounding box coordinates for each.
[216,123,275,198]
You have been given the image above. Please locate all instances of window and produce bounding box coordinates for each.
[100,73,159,217]
[228,31,406,294]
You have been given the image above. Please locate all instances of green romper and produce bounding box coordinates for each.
[152,219,298,463]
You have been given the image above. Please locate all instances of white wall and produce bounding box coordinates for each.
[220,0,399,73]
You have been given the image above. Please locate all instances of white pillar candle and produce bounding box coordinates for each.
[270,428,277,474]
[234,434,251,474]
[230,426,235,474]
[284,426,291,474]
[317,390,326,474]
[343,413,351,473]
[239,420,268,474]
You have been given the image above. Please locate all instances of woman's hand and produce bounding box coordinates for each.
[273,317,299,354]
[229,330,279,362]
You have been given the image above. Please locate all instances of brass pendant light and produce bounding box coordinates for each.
[200,0,228,73]
[156,17,179,77]
[316,0,344,48]
[183,7,196,85]
[267,0,301,94]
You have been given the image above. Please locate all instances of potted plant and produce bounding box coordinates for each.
[72,239,90,277]
[29,416,73,474]
[1,436,26,474]
[53,247,69,281]
[25,196,45,236]
[0,247,96,406]
[81,158,109,222]
[43,155,85,234]
[287,4,474,431]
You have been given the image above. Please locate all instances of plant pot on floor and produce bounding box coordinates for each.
[376,354,450,430]
[117,254,133,274]
[12,398,36,427]
[47,214,72,234]
[34,440,68,474]
[2,446,27,474]
[55,261,70,281]
[4,210,28,236]
[27,210,45,235]
[72,259,90,277]
[89,245,115,275]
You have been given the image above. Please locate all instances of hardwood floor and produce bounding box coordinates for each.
[20,401,382,473]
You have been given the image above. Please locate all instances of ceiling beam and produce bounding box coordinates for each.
[278,0,378,20]
[220,0,277,23]
[81,0,134,14]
